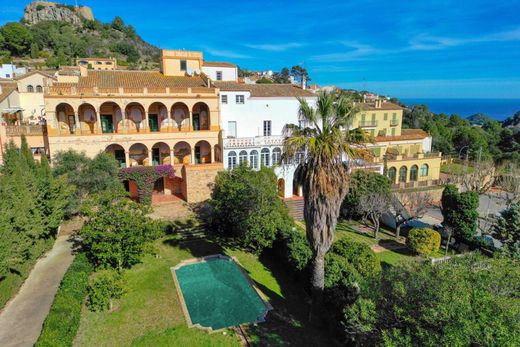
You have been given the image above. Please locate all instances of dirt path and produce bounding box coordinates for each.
[0,219,81,347]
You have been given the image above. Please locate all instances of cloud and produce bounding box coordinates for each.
[311,26,520,62]
[244,42,306,51]
[204,48,251,59]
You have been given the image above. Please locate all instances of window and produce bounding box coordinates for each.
[180,60,187,71]
[96,61,103,65]
[239,150,248,165]
[399,166,407,183]
[36,85,43,93]
[384,113,388,120]
[263,120,272,136]
[391,128,396,136]
[5,74,10,78]
[261,148,270,166]
[216,71,223,80]
[372,113,376,121]
[27,85,34,93]
[236,95,245,104]
[388,167,396,183]
[249,150,259,169]
[421,164,429,177]
[410,165,418,181]
[272,147,282,165]
[227,121,237,138]
[228,151,237,169]
[392,112,397,119]
[221,95,228,104]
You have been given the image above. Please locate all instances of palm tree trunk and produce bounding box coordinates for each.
[309,251,325,321]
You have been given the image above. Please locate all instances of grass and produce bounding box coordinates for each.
[73,226,339,346]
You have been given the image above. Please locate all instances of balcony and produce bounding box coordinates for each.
[223,135,284,149]
[390,119,399,126]
[5,125,45,136]
[372,151,442,163]
[46,86,217,97]
[359,120,378,127]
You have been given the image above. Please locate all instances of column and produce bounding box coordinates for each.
[210,145,214,163]
[189,111,193,131]
[144,112,149,132]
[190,148,195,165]
[148,150,153,166]
[170,149,175,167]
[74,112,81,135]
[96,108,102,134]
[168,110,173,132]
[125,151,130,168]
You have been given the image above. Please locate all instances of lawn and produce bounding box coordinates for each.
[73,226,339,346]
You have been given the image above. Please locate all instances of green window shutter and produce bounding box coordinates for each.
[361,114,366,121]
[392,112,397,119]
[384,113,388,120]
[391,128,396,136]
[372,113,376,121]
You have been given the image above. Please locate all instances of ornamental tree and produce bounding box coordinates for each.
[441,184,479,241]
[493,204,520,246]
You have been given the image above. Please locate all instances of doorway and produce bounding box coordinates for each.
[101,115,114,133]
[67,115,76,134]
[152,147,161,166]
[148,114,159,132]
[193,114,200,131]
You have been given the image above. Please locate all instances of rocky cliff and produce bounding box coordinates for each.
[23,1,94,26]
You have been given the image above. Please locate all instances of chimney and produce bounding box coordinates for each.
[301,75,306,90]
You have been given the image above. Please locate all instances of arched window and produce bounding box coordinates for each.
[261,148,270,166]
[272,147,282,165]
[410,165,418,181]
[27,85,34,93]
[227,151,237,169]
[249,150,259,169]
[238,150,248,165]
[421,164,429,177]
[388,167,396,183]
[399,166,407,183]
[35,85,43,93]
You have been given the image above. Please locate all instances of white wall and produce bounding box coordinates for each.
[202,66,237,82]
[0,64,26,79]
[220,92,316,138]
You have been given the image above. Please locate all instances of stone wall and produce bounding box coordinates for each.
[181,163,223,203]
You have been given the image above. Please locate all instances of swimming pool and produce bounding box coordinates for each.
[172,255,271,331]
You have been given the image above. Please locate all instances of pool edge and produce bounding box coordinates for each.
[170,254,273,333]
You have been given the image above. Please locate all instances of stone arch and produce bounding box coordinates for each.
[99,101,122,133]
[56,103,75,134]
[78,103,97,134]
[129,143,149,166]
[173,141,191,164]
[148,102,169,132]
[192,102,210,130]
[194,140,211,164]
[105,144,126,168]
[151,142,171,166]
[171,102,189,130]
[125,102,146,132]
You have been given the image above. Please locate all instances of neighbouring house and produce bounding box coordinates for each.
[76,57,118,70]
[0,64,27,79]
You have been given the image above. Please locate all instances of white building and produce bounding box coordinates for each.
[202,61,237,82]
[0,64,27,79]
[215,81,317,198]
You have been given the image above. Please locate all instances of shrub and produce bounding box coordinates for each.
[406,228,441,255]
[276,226,313,272]
[36,253,92,347]
[87,270,125,312]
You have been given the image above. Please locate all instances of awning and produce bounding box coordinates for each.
[2,107,24,113]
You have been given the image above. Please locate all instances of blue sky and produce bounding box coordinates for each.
[2,0,520,98]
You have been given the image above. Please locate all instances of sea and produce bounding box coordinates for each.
[400,98,520,121]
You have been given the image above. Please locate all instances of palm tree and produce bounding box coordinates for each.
[283,91,371,316]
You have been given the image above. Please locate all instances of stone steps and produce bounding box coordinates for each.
[284,198,304,221]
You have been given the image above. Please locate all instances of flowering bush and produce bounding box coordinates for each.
[118,165,175,204]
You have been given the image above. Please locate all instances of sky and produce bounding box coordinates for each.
[2,0,520,99]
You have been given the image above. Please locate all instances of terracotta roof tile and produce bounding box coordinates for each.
[355,101,403,111]
[14,70,56,81]
[375,129,429,141]
[214,82,316,97]
[203,61,236,68]
[74,70,208,89]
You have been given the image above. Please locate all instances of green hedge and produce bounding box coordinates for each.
[406,228,441,255]
[36,253,92,347]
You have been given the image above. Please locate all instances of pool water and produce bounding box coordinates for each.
[174,256,269,330]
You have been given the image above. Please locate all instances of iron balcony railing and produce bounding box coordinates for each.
[359,120,378,127]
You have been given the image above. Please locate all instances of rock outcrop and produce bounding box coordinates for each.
[23,1,94,26]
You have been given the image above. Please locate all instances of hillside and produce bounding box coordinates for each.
[466,113,493,126]
[0,1,160,70]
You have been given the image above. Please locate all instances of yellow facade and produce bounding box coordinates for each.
[161,50,203,77]
[76,57,117,70]
[353,101,402,137]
